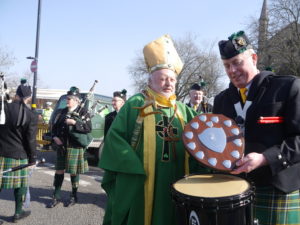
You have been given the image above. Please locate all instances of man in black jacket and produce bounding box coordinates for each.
[186,83,212,114]
[214,30,300,224]
[47,87,92,208]
[0,80,37,223]
[104,89,126,138]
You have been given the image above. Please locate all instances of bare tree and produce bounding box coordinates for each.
[0,45,19,91]
[0,46,15,73]
[0,45,38,94]
[246,0,300,76]
[128,34,226,102]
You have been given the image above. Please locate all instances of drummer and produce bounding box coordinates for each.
[213,30,300,224]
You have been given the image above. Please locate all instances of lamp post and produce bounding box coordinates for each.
[29,0,42,110]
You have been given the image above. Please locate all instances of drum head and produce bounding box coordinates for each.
[183,113,244,171]
[173,174,250,198]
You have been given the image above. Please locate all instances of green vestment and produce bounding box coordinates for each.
[99,93,204,225]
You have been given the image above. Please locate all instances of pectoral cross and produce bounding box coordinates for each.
[156,115,178,161]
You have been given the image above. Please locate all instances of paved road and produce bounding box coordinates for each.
[0,150,107,225]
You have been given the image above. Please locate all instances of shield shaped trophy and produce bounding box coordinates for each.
[183,114,244,171]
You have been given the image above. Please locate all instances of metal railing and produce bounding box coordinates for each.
[36,123,51,145]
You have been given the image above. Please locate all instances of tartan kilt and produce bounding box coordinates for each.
[56,147,88,174]
[0,157,28,189]
[254,186,300,225]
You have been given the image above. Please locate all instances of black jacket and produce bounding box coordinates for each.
[104,111,117,138]
[0,101,38,163]
[213,71,300,193]
[186,102,213,114]
[52,106,92,148]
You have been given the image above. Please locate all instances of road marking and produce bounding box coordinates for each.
[42,170,55,176]
[42,163,55,167]
[94,176,103,182]
[37,168,92,187]
[36,162,105,187]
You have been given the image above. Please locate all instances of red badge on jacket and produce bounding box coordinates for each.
[257,116,284,124]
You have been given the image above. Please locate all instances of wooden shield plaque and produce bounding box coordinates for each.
[183,114,244,171]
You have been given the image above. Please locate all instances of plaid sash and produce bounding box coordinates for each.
[254,186,300,225]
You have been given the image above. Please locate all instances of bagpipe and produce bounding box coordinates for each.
[66,80,101,148]
[90,102,108,118]
[77,79,98,118]
[66,80,99,122]
[66,80,109,122]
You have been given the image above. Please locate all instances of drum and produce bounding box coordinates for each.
[171,174,257,225]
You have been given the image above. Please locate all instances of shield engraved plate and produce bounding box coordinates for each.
[183,113,244,171]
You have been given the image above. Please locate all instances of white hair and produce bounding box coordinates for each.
[243,48,256,57]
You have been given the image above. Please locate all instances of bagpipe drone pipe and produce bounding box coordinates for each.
[65,80,99,122]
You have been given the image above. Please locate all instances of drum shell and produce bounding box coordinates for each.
[171,175,256,225]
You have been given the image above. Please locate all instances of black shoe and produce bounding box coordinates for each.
[46,198,61,208]
[0,219,4,225]
[64,196,77,207]
[12,210,31,223]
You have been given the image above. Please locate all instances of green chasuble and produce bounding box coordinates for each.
[99,92,203,225]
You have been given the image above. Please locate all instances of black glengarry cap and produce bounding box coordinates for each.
[113,89,127,101]
[218,31,253,59]
[190,83,203,91]
[16,79,32,98]
[67,86,81,99]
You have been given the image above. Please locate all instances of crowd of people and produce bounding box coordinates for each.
[0,30,300,225]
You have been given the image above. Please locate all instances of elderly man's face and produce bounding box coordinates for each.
[112,96,124,112]
[222,51,259,88]
[66,96,80,109]
[149,69,177,98]
[189,90,204,105]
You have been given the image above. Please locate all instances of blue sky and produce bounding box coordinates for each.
[0,0,263,97]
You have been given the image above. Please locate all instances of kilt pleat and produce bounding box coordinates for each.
[56,147,88,174]
[254,186,300,225]
[0,157,28,189]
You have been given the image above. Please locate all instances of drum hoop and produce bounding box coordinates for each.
[171,182,255,210]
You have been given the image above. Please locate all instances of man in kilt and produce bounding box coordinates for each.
[47,86,92,208]
[0,80,38,223]
[213,30,300,225]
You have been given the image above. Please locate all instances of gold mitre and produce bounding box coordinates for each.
[143,34,183,75]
